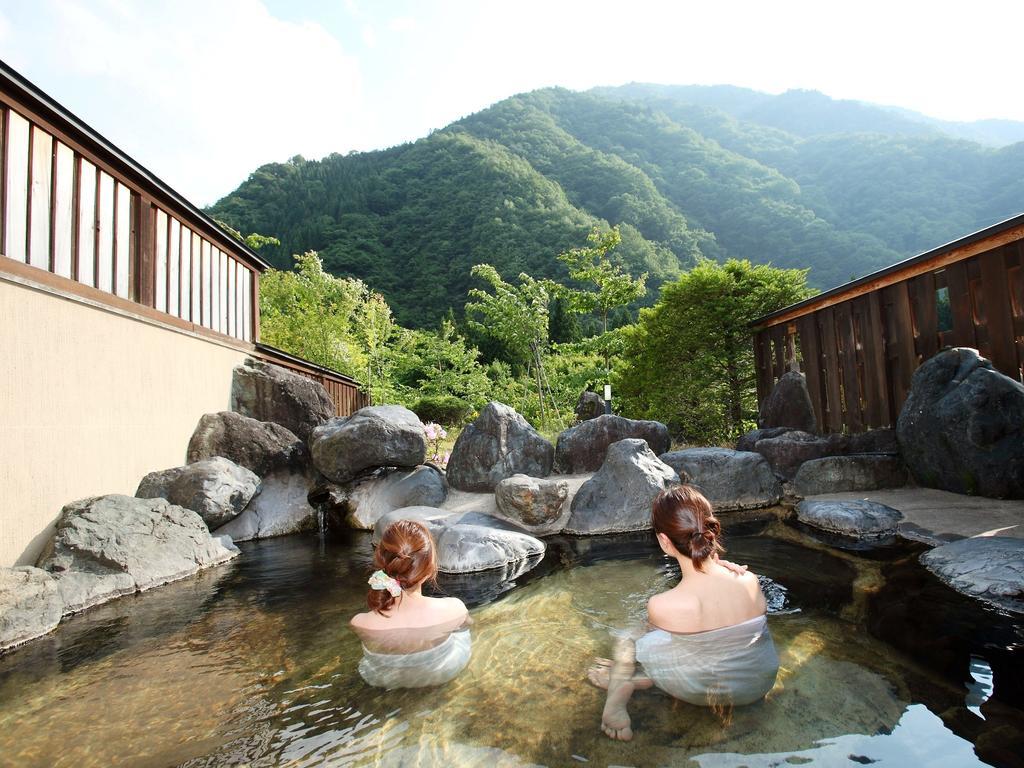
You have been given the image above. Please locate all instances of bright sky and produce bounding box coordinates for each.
[1,0,1019,206]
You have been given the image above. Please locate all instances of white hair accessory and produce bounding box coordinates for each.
[368,569,403,597]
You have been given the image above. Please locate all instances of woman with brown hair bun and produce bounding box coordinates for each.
[591,485,779,741]
[350,519,471,689]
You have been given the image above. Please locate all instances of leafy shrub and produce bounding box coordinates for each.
[413,395,474,426]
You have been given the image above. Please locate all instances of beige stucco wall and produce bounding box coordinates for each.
[0,277,250,567]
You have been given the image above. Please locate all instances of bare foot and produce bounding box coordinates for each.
[601,679,636,741]
[587,660,653,691]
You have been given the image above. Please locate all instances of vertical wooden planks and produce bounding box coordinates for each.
[884,282,917,412]
[835,302,864,433]
[796,314,824,432]
[863,292,891,427]
[910,272,939,361]
[770,324,787,381]
[817,306,844,433]
[944,260,976,348]
[753,330,773,402]
[978,246,1018,378]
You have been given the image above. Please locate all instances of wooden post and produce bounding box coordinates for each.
[135,193,154,307]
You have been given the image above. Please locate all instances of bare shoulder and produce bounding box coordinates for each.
[439,596,468,620]
[647,591,700,632]
[349,610,377,631]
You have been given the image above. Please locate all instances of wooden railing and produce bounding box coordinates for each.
[0,62,265,346]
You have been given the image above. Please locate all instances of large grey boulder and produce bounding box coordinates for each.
[214,468,318,541]
[793,455,907,497]
[897,348,1024,498]
[494,474,570,535]
[373,507,546,574]
[231,358,335,441]
[736,427,792,452]
[758,371,817,432]
[554,414,670,474]
[36,495,239,615]
[659,448,782,511]
[565,439,679,535]
[0,567,63,652]
[752,430,828,480]
[186,411,305,476]
[920,537,1024,613]
[446,402,554,492]
[319,465,449,530]
[137,456,261,529]
[575,390,606,422]
[754,428,899,480]
[310,405,428,484]
[795,499,903,538]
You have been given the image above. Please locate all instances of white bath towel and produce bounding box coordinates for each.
[635,614,778,706]
[358,627,472,690]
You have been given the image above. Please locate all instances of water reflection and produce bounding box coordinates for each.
[690,704,984,767]
[0,526,1020,768]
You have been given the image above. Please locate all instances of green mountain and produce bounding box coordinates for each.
[209,85,1024,328]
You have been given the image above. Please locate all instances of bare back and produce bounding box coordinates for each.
[351,594,467,634]
[647,562,766,634]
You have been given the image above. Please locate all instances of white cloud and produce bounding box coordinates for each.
[5,0,366,205]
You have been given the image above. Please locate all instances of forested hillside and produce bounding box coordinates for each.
[209,85,1024,327]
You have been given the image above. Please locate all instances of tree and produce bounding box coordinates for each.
[390,321,493,407]
[465,263,557,422]
[550,226,647,377]
[616,259,814,444]
[356,291,396,403]
[259,251,369,379]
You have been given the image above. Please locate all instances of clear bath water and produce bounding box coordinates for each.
[0,517,1021,767]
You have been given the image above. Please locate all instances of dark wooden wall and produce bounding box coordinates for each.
[754,240,1024,433]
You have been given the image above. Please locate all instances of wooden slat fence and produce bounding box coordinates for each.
[754,239,1024,433]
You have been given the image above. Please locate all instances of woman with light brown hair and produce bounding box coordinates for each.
[591,484,779,741]
[350,519,471,689]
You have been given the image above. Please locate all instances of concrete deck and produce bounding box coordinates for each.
[804,487,1024,546]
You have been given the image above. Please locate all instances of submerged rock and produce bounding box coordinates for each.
[793,455,907,497]
[795,499,903,538]
[310,405,428,484]
[494,474,570,535]
[446,402,554,492]
[759,371,817,433]
[214,468,318,541]
[231,358,336,441]
[659,448,782,511]
[137,456,261,529]
[36,494,238,615]
[565,439,679,535]
[920,537,1024,613]
[186,411,305,476]
[0,566,63,653]
[554,414,670,473]
[373,507,546,574]
[319,464,449,530]
[897,347,1024,498]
